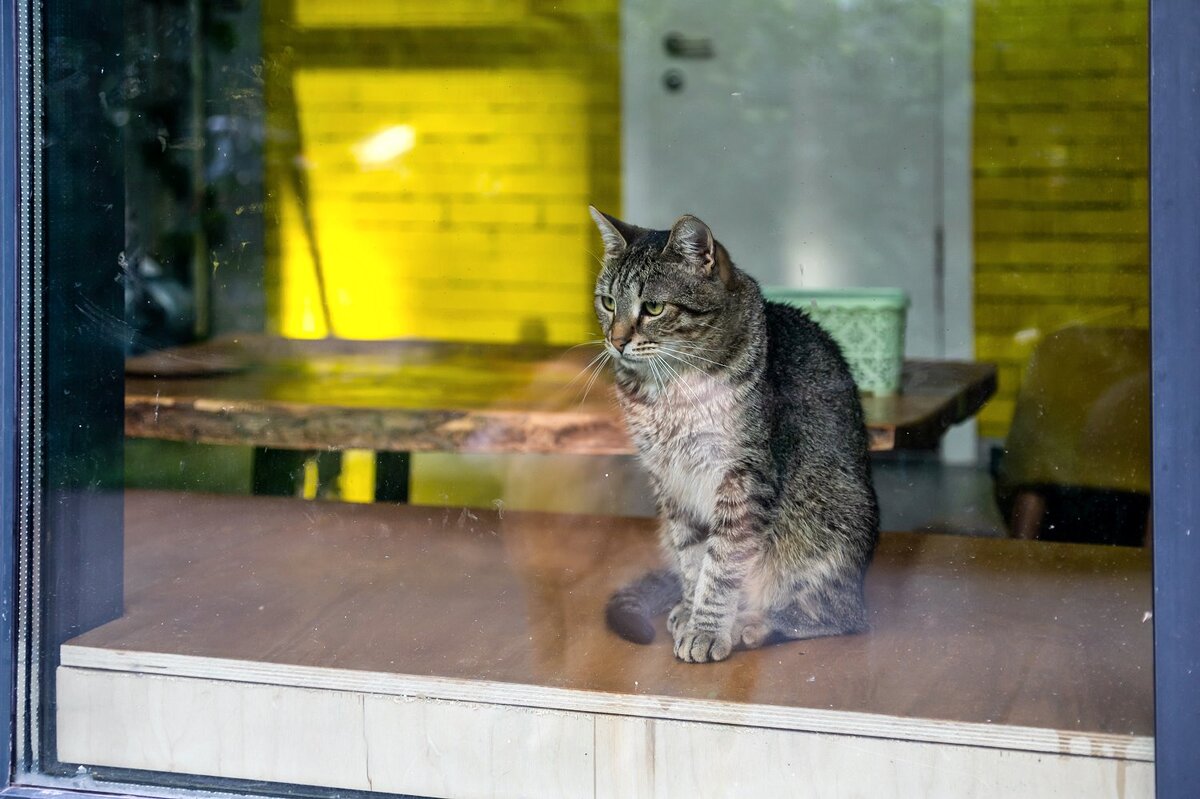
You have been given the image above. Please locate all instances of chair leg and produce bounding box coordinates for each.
[1009,489,1046,540]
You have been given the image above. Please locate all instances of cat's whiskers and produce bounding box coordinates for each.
[668,340,722,355]
[647,355,669,395]
[561,338,606,356]
[654,353,704,411]
[579,350,611,404]
[566,348,611,390]
[659,344,728,370]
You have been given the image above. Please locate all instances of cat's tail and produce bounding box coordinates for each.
[605,568,682,645]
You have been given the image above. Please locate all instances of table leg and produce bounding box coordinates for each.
[375,452,411,504]
[251,448,311,497]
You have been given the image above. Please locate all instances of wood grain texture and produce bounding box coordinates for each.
[57,668,1153,799]
[63,491,1151,760]
[124,335,997,454]
[593,715,1153,799]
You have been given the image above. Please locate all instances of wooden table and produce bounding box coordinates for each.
[125,334,997,455]
[58,491,1152,796]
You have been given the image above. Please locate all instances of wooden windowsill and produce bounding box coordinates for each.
[57,490,1153,796]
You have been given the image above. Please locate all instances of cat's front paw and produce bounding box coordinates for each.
[673,628,733,663]
[667,602,691,637]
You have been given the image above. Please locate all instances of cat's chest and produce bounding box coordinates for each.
[620,373,742,517]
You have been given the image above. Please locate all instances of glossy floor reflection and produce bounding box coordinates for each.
[64,490,1151,760]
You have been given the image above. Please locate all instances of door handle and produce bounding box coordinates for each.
[663,31,714,59]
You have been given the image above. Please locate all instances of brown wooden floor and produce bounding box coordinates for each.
[67,490,1151,746]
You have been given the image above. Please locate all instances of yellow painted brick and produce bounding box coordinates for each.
[543,203,590,226]
[975,301,1148,332]
[974,333,1042,363]
[268,45,617,343]
[974,175,1133,204]
[974,76,1146,106]
[975,143,1145,174]
[975,271,1148,299]
[974,110,1147,141]
[493,171,588,195]
[1131,178,1149,206]
[449,202,541,225]
[296,0,531,28]
[976,5,1146,41]
[975,208,1146,236]
[1071,9,1147,40]
[997,44,1145,75]
[977,0,1132,8]
[975,240,1147,267]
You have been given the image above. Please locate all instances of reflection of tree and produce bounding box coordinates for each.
[122,0,263,350]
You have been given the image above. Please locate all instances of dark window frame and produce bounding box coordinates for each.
[1149,2,1200,796]
[0,0,1195,796]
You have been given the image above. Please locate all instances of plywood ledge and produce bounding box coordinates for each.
[61,644,1153,763]
[62,490,1154,787]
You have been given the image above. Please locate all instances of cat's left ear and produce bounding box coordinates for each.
[664,214,716,270]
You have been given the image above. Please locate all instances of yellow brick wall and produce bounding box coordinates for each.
[973,0,1148,439]
[258,0,619,504]
[262,0,620,345]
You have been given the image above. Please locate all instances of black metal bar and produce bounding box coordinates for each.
[251,447,310,497]
[374,451,411,504]
[1150,1,1200,796]
[0,0,19,784]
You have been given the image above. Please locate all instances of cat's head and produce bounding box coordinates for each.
[588,207,736,372]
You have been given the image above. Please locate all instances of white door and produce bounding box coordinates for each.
[621,0,972,363]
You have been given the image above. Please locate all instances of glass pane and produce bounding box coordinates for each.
[21,0,1153,796]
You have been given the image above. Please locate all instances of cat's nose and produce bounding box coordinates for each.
[610,333,631,352]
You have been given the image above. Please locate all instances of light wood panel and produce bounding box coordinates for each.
[124,335,997,454]
[62,491,1152,760]
[57,668,1153,799]
[58,668,596,799]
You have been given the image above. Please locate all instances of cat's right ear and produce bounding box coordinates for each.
[589,206,632,259]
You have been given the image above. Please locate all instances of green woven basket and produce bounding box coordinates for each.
[764,287,910,395]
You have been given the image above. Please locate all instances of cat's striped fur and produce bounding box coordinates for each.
[591,208,879,663]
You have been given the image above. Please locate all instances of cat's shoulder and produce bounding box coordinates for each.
[763,300,834,350]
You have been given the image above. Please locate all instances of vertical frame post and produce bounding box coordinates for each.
[1150,1,1200,796]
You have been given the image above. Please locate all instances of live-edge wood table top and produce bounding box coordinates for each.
[64,491,1152,760]
[124,335,997,454]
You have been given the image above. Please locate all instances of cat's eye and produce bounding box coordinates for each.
[643,301,665,316]
[599,295,615,311]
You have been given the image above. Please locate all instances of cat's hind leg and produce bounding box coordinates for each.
[769,576,870,641]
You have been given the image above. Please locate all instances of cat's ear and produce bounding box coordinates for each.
[664,214,716,275]
[588,206,634,258]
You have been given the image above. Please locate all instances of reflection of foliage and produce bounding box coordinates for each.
[121,0,252,348]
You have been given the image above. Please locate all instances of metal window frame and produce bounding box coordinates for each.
[0,0,1196,797]
[1149,2,1200,797]
[0,0,18,783]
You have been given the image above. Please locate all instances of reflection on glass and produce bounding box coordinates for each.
[34,0,1153,796]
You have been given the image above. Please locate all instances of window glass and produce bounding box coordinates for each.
[20,0,1152,796]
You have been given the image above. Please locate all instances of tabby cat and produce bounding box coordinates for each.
[590,208,879,663]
